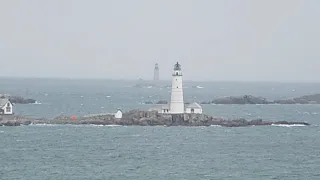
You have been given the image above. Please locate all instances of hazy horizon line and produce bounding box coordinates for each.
[1,76,320,84]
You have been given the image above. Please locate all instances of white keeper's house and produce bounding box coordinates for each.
[0,96,13,115]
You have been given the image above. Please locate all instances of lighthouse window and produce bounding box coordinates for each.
[176,79,177,81]
[176,72,178,75]
[177,86,178,88]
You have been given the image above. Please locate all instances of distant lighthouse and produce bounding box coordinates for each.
[154,63,159,81]
[170,62,184,114]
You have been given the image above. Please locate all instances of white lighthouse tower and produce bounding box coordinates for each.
[170,62,184,114]
[154,63,159,81]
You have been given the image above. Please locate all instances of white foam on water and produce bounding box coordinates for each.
[30,124,124,127]
[105,124,122,127]
[210,125,222,127]
[30,123,61,126]
[87,124,122,127]
[33,101,42,105]
[271,124,307,127]
[88,124,104,127]
[130,134,141,137]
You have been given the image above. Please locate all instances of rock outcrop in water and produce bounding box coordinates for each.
[0,110,310,127]
[9,96,36,104]
[206,95,271,104]
[156,100,168,104]
[0,94,36,104]
[273,94,320,104]
[201,94,320,104]
[144,100,168,104]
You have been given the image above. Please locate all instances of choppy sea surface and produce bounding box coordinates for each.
[0,78,319,179]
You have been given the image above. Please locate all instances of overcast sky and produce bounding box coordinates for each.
[0,0,319,82]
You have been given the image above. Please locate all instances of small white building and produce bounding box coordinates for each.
[185,102,202,114]
[160,104,170,113]
[0,97,13,115]
[115,109,122,119]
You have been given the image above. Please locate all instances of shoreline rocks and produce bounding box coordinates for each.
[0,110,310,127]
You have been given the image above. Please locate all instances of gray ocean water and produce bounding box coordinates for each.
[0,78,319,179]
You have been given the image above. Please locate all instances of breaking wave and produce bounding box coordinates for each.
[29,123,62,126]
[271,124,307,127]
[210,125,222,127]
[88,124,123,127]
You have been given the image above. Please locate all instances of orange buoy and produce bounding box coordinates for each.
[71,116,77,120]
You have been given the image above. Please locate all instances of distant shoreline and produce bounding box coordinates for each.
[1,76,320,84]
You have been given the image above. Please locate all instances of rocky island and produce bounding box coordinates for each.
[0,62,315,126]
[0,94,36,104]
[207,95,270,104]
[0,110,310,127]
[9,96,37,104]
[144,100,168,104]
[200,94,320,105]
[273,94,320,104]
